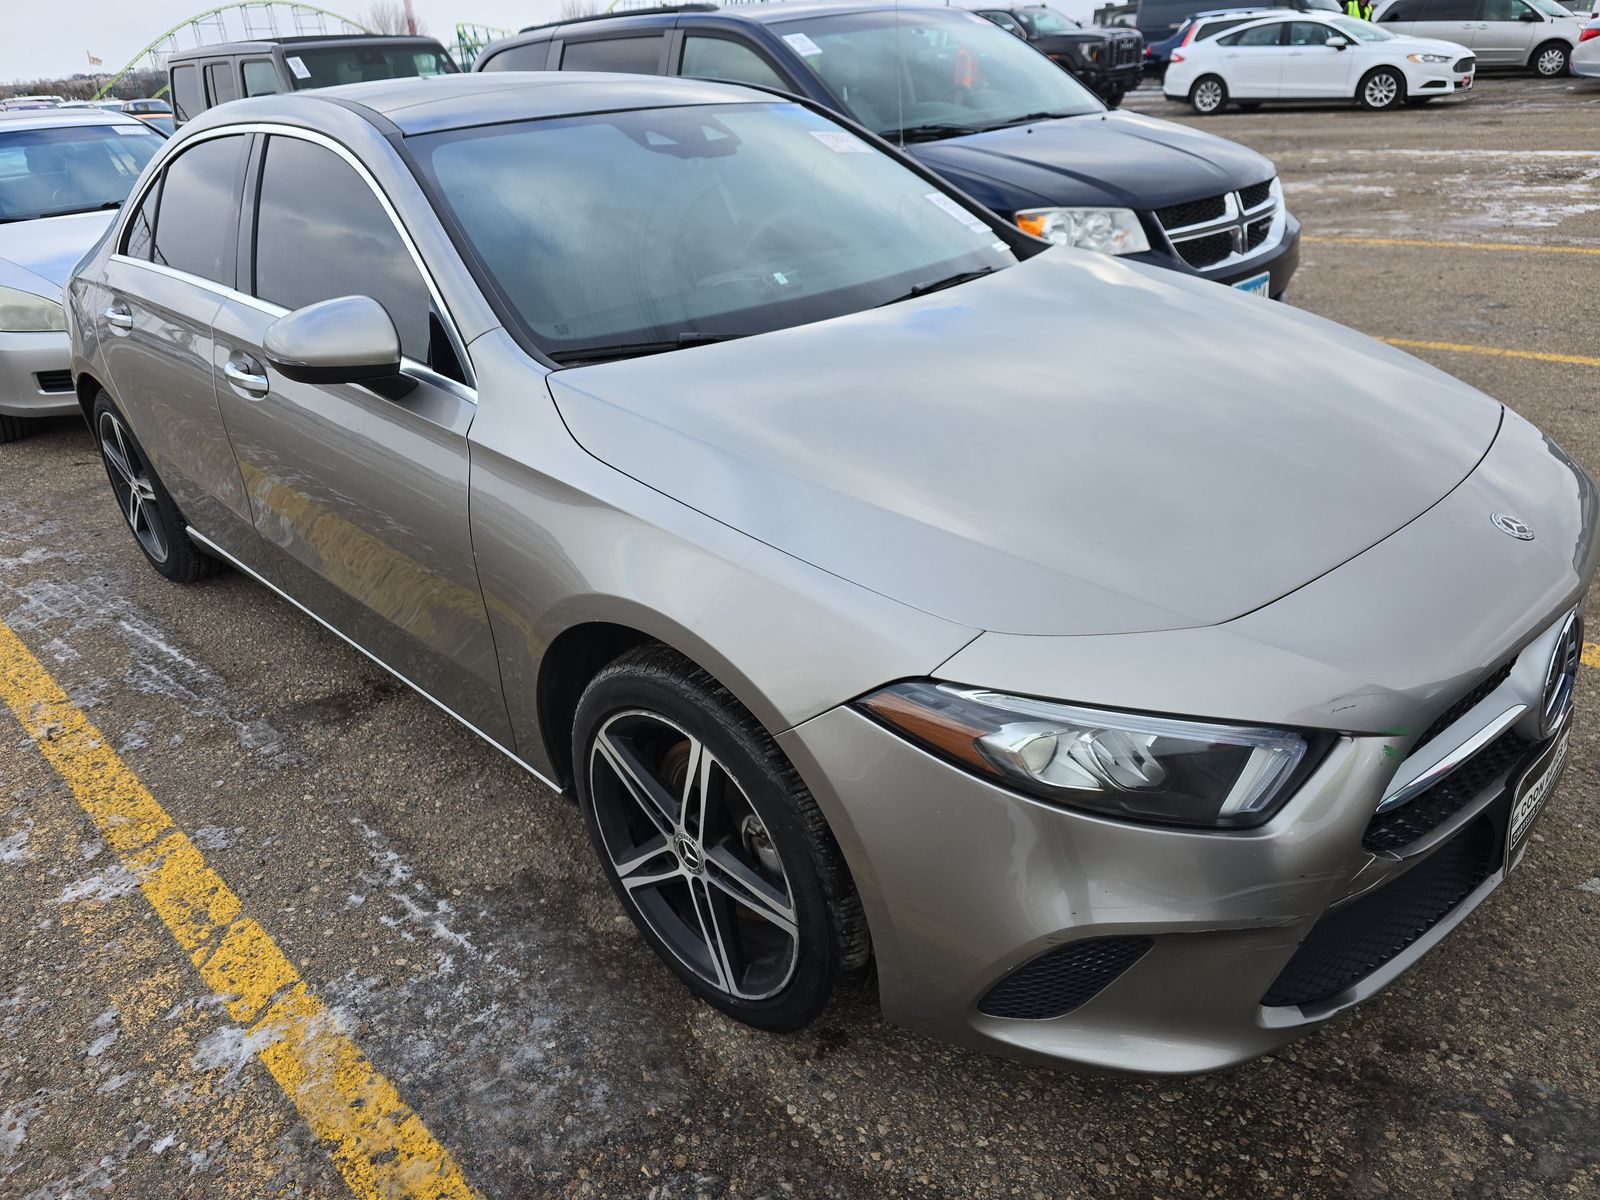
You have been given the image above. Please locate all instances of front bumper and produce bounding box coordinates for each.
[1067,61,1144,97]
[0,330,78,419]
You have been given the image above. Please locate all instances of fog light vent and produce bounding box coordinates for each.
[977,936,1153,1020]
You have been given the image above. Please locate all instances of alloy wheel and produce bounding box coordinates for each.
[1194,80,1223,113]
[1364,73,1399,109]
[588,709,799,1000]
[98,410,169,564]
[1537,47,1567,76]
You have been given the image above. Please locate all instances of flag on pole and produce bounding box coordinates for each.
[87,52,103,67]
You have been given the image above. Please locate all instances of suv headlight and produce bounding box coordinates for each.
[1015,207,1151,256]
[0,285,66,333]
[1406,52,1451,63]
[859,681,1313,828]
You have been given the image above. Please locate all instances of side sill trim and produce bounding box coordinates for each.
[185,526,561,795]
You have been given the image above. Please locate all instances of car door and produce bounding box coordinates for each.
[208,130,513,744]
[1404,0,1484,49]
[1215,21,1290,95]
[95,132,257,556]
[1475,0,1541,62]
[1281,19,1360,91]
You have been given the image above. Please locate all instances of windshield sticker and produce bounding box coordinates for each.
[112,125,149,135]
[782,33,824,56]
[286,55,311,79]
[809,130,872,154]
[925,192,989,233]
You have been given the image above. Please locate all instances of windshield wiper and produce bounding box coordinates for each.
[981,110,1083,130]
[878,267,997,307]
[876,122,978,144]
[548,330,749,366]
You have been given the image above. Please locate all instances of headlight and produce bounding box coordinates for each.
[1406,52,1451,63]
[0,285,66,333]
[1015,207,1151,255]
[858,681,1312,828]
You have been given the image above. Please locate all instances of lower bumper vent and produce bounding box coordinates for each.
[978,936,1152,1020]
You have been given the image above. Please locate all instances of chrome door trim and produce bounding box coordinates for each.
[185,525,560,793]
[113,120,476,390]
[1376,703,1527,812]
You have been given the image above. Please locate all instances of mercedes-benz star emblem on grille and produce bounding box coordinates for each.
[1541,611,1581,736]
[1491,512,1534,541]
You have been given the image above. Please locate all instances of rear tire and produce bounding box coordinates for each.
[91,392,221,584]
[1531,41,1569,78]
[0,414,34,444]
[1190,75,1228,115]
[1358,67,1406,111]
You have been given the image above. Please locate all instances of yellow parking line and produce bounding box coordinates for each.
[1583,642,1600,670]
[1380,338,1600,370]
[1304,235,1600,257]
[0,620,479,1200]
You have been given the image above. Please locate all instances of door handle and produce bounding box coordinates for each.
[223,355,270,397]
[104,303,133,331]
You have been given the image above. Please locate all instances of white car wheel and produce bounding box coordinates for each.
[1533,42,1570,77]
[1190,76,1228,115]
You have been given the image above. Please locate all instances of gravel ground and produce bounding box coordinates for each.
[2,73,1599,1200]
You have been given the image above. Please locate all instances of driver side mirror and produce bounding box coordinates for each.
[263,295,409,392]
[1325,35,1350,48]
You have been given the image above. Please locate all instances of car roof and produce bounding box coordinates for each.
[168,34,444,62]
[514,2,980,35]
[183,71,788,137]
[0,108,154,132]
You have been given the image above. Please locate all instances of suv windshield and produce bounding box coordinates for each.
[773,9,1102,139]
[0,123,164,222]
[283,43,457,89]
[410,102,1020,364]
[1018,7,1084,32]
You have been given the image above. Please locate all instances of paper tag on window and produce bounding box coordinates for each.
[112,125,148,135]
[782,33,824,56]
[286,55,311,79]
[809,130,871,154]
[925,192,988,232]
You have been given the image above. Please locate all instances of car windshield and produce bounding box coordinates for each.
[1330,16,1395,38]
[283,44,457,89]
[1019,7,1084,32]
[773,8,1102,139]
[409,102,1021,363]
[0,123,164,222]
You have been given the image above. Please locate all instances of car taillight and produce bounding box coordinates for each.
[1580,25,1599,40]
[1170,51,1185,62]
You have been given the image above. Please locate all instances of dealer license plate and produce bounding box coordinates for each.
[1233,271,1271,298]
[1506,727,1569,873]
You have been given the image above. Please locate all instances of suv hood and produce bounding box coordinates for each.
[0,210,116,293]
[548,250,1502,637]
[908,109,1276,213]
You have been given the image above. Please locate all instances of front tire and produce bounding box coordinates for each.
[573,644,868,1032]
[1190,75,1228,115]
[92,393,220,584]
[1531,41,1569,78]
[1358,67,1406,111]
[1102,86,1126,108]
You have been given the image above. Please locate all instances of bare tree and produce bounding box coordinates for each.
[560,0,603,18]
[364,2,427,35]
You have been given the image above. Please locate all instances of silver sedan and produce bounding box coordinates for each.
[68,73,1595,1074]
[0,108,164,442]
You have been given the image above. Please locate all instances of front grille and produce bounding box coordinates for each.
[1155,194,1226,230]
[1263,817,1497,1009]
[1238,180,1273,211]
[1245,217,1272,251]
[1454,56,1475,73]
[978,936,1153,1020]
[34,370,72,393]
[1113,37,1141,68]
[1412,661,1514,757]
[1363,729,1527,854]
[1173,230,1233,269]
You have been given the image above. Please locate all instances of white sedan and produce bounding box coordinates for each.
[1575,17,1600,75]
[1164,13,1476,112]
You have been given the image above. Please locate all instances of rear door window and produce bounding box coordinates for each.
[122,179,160,260]
[242,60,281,95]
[1221,21,1288,42]
[478,41,551,71]
[170,65,204,121]
[560,36,666,73]
[1420,0,1483,17]
[151,134,249,285]
[205,62,239,106]
[680,36,790,90]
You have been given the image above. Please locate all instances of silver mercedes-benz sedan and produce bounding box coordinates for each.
[0,108,165,442]
[67,73,1595,1074]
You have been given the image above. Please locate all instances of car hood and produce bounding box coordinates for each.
[1387,34,1479,55]
[908,109,1275,212]
[0,210,116,294]
[548,249,1502,637]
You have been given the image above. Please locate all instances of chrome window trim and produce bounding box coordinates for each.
[114,120,476,390]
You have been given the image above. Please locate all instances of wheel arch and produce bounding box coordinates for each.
[74,370,107,428]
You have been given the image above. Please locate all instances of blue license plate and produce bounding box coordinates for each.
[1233,271,1271,298]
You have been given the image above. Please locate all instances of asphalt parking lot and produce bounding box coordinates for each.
[4,73,1600,1200]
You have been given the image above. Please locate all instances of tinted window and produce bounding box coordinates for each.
[0,122,164,222]
[1287,20,1335,40]
[479,41,550,71]
[122,179,160,260]
[282,43,456,89]
[983,11,1028,35]
[242,60,281,95]
[560,36,664,73]
[170,65,203,121]
[253,136,431,362]
[1222,21,1287,42]
[1197,16,1263,37]
[1421,0,1482,17]
[1482,0,1531,17]
[1379,0,1428,18]
[205,63,239,105]
[681,36,787,90]
[151,135,247,284]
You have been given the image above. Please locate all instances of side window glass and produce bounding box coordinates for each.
[170,65,203,121]
[681,36,788,90]
[253,136,434,367]
[242,60,281,95]
[151,135,248,285]
[123,178,160,261]
[1288,21,1331,42]
[1233,22,1286,44]
[1482,0,1527,18]
[1422,0,1483,18]
[560,36,664,74]
[479,42,549,71]
[206,62,239,105]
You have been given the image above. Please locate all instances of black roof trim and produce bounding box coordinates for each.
[517,4,718,34]
[169,34,444,61]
